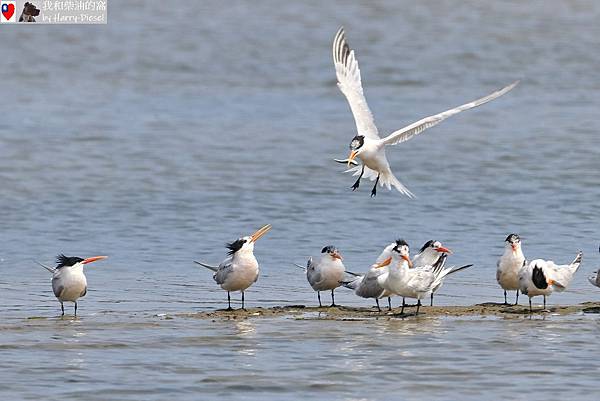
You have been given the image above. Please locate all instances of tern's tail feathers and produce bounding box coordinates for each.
[341,276,363,290]
[569,251,583,273]
[344,165,415,198]
[447,264,474,276]
[35,260,56,274]
[193,261,218,272]
[293,263,308,272]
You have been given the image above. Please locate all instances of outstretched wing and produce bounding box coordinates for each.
[333,27,380,140]
[382,81,519,146]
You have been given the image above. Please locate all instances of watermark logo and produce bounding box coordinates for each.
[1,0,107,24]
[1,1,18,23]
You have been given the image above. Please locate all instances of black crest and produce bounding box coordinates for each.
[393,239,409,252]
[321,245,337,254]
[226,238,246,255]
[531,266,548,289]
[419,240,435,253]
[349,135,365,151]
[56,254,84,269]
[505,234,520,243]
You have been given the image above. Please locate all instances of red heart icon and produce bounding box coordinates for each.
[2,3,15,21]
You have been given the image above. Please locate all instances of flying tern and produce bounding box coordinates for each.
[38,254,108,316]
[195,224,271,310]
[496,234,526,305]
[332,27,518,197]
[519,251,582,313]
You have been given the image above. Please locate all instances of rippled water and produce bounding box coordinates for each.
[1,1,600,400]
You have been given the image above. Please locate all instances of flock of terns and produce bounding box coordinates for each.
[37,28,597,316]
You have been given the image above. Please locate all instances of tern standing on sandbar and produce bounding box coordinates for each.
[38,254,108,316]
[299,245,346,307]
[332,27,518,197]
[195,224,271,310]
[497,234,526,305]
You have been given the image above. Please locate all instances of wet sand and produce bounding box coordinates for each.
[179,301,600,320]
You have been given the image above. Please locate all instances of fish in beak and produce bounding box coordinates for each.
[250,224,272,242]
[347,150,358,167]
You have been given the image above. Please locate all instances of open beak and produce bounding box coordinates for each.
[347,150,358,167]
[332,252,343,261]
[435,246,452,254]
[250,224,272,243]
[375,256,392,268]
[82,256,108,265]
[401,254,413,268]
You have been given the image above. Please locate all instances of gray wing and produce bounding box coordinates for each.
[80,286,87,297]
[306,258,321,287]
[213,258,234,285]
[355,269,386,299]
[51,277,64,298]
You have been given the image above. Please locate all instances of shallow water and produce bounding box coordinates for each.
[1,0,600,399]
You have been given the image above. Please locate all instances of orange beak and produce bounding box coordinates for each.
[82,256,108,265]
[401,254,413,268]
[375,256,392,268]
[435,246,452,254]
[347,150,358,167]
[250,224,272,242]
[332,251,343,261]
[511,244,517,252]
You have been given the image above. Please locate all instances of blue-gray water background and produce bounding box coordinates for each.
[1,1,599,400]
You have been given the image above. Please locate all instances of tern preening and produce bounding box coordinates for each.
[588,245,600,288]
[412,240,470,306]
[496,234,526,305]
[343,241,397,311]
[519,251,582,313]
[332,27,518,197]
[38,254,108,316]
[194,224,271,310]
[299,245,346,307]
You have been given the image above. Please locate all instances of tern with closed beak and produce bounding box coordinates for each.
[38,254,108,316]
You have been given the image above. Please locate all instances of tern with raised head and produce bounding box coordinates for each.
[332,27,518,197]
[519,251,582,313]
[38,254,108,316]
[195,224,271,310]
[497,234,526,305]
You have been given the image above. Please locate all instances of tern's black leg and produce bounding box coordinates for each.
[351,165,365,191]
[388,297,392,311]
[515,290,519,305]
[370,174,380,197]
[504,290,508,305]
[375,298,381,312]
[401,298,406,315]
[416,300,422,315]
[330,290,337,307]
[227,291,232,310]
[317,291,322,307]
[430,292,434,307]
[60,302,64,316]
[74,302,78,316]
[543,295,546,310]
[529,298,532,313]
[241,291,245,310]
